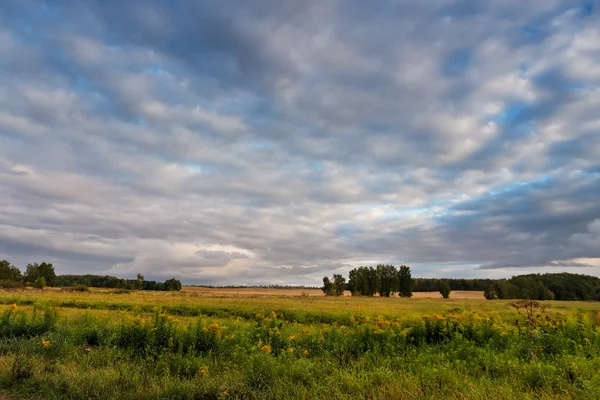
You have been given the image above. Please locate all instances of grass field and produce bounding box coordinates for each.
[0,288,598,399]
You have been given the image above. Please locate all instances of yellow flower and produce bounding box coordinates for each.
[303,349,309,356]
[209,323,219,329]
[319,336,325,342]
[260,344,272,354]
[41,339,50,348]
[202,327,208,332]
[200,366,208,375]
[10,303,17,310]
[288,335,295,340]
[223,392,229,397]
[287,348,294,353]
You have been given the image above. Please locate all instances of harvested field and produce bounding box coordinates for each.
[181,286,485,299]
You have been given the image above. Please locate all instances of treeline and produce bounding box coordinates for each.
[323,265,600,301]
[413,278,494,292]
[484,273,600,301]
[0,260,57,288]
[56,274,182,291]
[0,259,181,291]
[323,265,414,297]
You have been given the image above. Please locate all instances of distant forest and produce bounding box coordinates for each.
[0,260,181,291]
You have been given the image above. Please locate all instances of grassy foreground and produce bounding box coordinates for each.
[0,289,598,399]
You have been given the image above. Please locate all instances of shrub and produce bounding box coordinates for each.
[0,280,23,289]
[32,277,47,289]
[0,303,57,338]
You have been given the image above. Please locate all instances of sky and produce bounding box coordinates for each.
[1,0,599,286]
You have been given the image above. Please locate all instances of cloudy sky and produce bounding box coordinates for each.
[1,1,599,286]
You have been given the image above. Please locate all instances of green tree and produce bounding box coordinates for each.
[24,263,39,283]
[164,278,182,291]
[367,267,380,296]
[484,284,498,300]
[322,276,334,296]
[24,262,56,286]
[136,273,144,290]
[333,274,346,296]
[38,262,56,286]
[397,265,413,298]
[0,260,21,281]
[376,264,398,297]
[439,281,451,299]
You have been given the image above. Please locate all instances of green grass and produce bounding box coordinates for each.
[0,289,599,399]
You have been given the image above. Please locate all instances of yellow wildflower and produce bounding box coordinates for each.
[223,392,229,397]
[209,323,219,329]
[41,339,50,348]
[319,336,325,342]
[288,348,294,353]
[200,366,208,375]
[288,335,295,340]
[260,344,272,354]
[10,303,17,310]
[303,349,309,356]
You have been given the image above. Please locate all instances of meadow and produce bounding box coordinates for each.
[0,288,598,399]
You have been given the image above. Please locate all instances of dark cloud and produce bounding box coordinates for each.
[0,1,599,284]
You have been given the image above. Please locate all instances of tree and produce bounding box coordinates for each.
[0,260,21,281]
[164,278,182,291]
[322,276,334,296]
[24,264,39,283]
[136,273,144,290]
[439,281,451,299]
[24,262,56,286]
[333,274,346,296]
[367,267,380,296]
[397,265,413,298]
[484,284,498,300]
[38,262,56,286]
[376,264,398,297]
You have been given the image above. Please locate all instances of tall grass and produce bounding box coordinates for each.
[0,300,598,399]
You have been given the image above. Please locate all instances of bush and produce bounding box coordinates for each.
[0,303,57,338]
[32,277,47,289]
[0,280,23,289]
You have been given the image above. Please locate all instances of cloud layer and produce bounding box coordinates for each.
[1,0,599,285]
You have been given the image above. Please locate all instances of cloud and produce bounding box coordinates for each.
[0,1,599,284]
